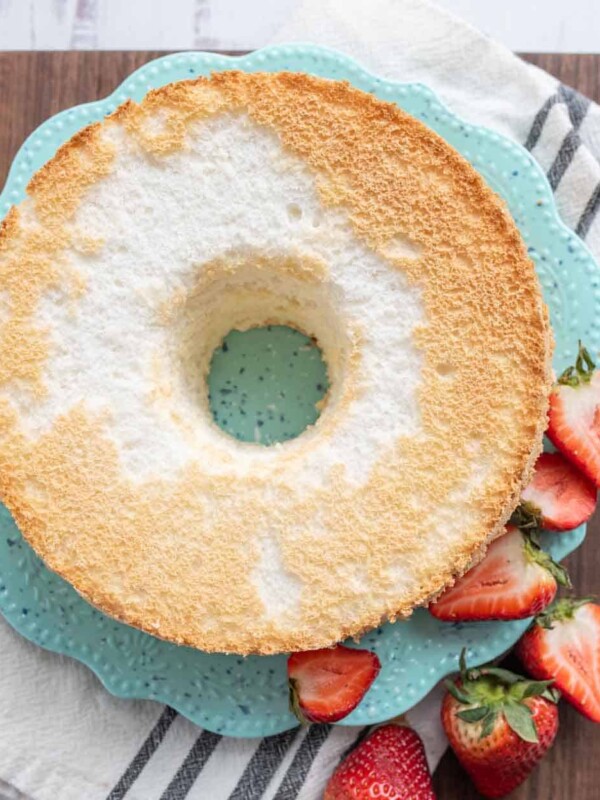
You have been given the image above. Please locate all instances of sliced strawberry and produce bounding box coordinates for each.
[287,644,380,724]
[516,451,597,531]
[324,723,436,800]
[442,652,559,798]
[429,526,570,622]
[547,342,600,488]
[517,597,600,722]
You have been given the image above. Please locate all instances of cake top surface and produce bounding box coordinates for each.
[0,71,551,654]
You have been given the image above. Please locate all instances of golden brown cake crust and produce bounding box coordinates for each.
[0,71,552,654]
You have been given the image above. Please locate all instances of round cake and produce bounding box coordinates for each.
[0,71,552,654]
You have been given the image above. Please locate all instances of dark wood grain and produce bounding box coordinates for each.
[2,52,600,187]
[1,51,600,800]
[521,53,600,102]
[437,50,600,800]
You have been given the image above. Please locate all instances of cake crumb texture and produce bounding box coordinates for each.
[0,72,552,654]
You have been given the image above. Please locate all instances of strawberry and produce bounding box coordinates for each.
[287,644,380,724]
[515,451,597,531]
[547,341,600,488]
[442,652,560,798]
[429,525,570,622]
[324,723,436,800]
[517,597,600,722]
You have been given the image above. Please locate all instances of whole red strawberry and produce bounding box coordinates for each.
[442,652,559,798]
[517,597,600,722]
[324,723,436,800]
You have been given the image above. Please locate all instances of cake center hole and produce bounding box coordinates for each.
[207,325,329,445]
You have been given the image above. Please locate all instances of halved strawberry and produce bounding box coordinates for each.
[429,526,570,622]
[515,451,597,531]
[324,723,436,800]
[517,597,600,722]
[287,644,380,724]
[547,342,600,488]
[442,652,559,798]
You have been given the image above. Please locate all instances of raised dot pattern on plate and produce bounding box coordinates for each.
[0,44,596,737]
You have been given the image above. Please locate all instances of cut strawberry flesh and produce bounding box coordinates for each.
[548,370,600,488]
[519,603,600,722]
[521,451,597,530]
[288,644,381,723]
[429,526,557,621]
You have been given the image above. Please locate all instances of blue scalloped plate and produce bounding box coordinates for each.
[1,45,598,738]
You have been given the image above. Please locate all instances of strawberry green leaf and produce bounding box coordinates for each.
[536,596,595,628]
[558,341,596,386]
[521,680,555,699]
[460,649,483,682]
[459,648,468,676]
[445,679,471,705]
[288,678,310,726]
[528,528,542,548]
[523,533,571,588]
[577,341,596,374]
[503,702,539,744]
[457,706,490,723]
[558,365,578,387]
[542,687,561,704]
[480,710,498,740]
[544,558,572,588]
[535,610,558,630]
[510,501,543,533]
[482,667,521,685]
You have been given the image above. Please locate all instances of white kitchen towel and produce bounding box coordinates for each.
[2,1,600,799]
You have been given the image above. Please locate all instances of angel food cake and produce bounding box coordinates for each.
[0,71,552,654]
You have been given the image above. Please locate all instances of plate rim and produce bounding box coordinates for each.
[0,43,596,737]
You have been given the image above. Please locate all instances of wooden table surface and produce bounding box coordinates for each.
[1,51,600,800]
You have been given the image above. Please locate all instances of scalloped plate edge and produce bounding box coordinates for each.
[0,44,595,737]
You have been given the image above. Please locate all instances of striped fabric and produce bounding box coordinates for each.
[101,710,365,800]
[524,84,600,244]
[2,12,600,800]
[0,55,598,800]
[88,80,600,800]
[0,73,600,800]
[0,82,597,800]
[2,8,600,800]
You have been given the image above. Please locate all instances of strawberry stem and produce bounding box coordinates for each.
[459,647,469,678]
[510,501,543,534]
[522,531,572,588]
[534,596,596,628]
[447,653,559,743]
[558,341,596,386]
[288,678,310,725]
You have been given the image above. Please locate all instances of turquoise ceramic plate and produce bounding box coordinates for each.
[0,45,598,738]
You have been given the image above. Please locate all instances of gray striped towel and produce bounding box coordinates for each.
[2,0,600,798]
